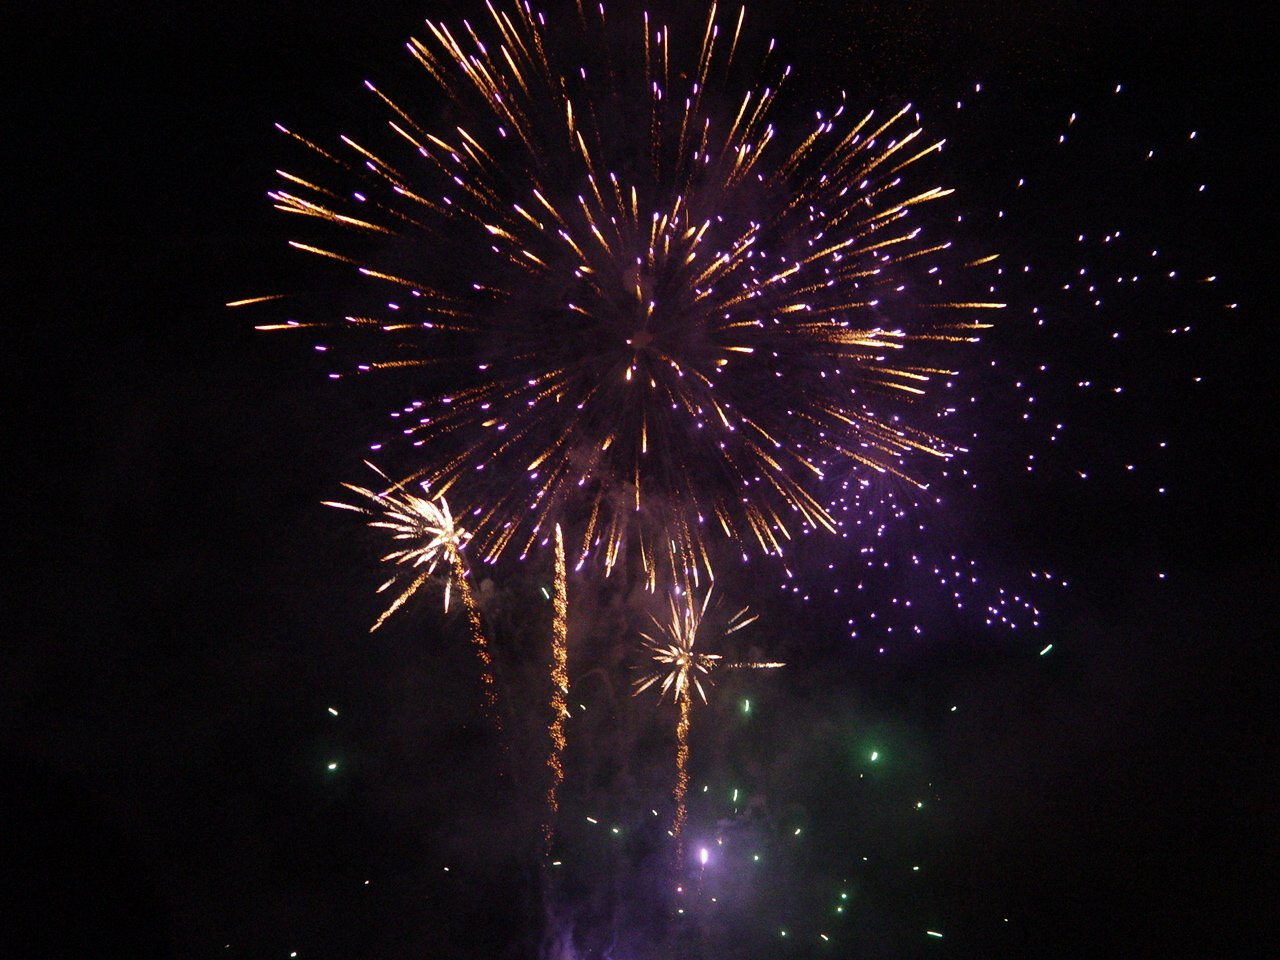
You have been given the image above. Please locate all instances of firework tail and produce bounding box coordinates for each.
[544,525,570,853]
[450,550,502,733]
[673,685,691,869]
[256,2,997,591]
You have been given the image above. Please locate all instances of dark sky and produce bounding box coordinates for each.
[7,2,1274,958]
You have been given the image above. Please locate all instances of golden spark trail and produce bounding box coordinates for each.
[450,549,502,731]
[543,524,569,853]
[673,685,691,866]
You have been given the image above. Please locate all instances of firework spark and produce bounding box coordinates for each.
[245,1,998,587]
[325,467,501,725]
[634,586,780,863]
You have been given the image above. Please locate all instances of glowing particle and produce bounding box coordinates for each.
[1039,644,1053,656]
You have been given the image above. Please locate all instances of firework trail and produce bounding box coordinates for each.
[325,468,502,728]
[543,523,569,853]
[243,1,999,588]
[633,586,780,865]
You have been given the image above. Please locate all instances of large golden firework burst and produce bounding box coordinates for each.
[241,1,998,587]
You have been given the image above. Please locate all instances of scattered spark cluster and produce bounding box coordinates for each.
[376,698,954,956]
[751,76,1234,650]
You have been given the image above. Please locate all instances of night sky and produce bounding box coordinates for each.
[8,2,1274,958]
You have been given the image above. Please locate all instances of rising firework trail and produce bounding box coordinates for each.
[634,586,781,865]
[240,0,1000,589]
[325,468,502,727]
[543,523,569,852]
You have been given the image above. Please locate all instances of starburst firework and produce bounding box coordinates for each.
[244,0,999,587]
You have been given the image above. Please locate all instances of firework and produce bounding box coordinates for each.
[325,466,501,725]
[245,0,998,587]
[633,586,781,863]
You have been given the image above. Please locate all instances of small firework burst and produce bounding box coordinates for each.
[326,465,501,724]
[634,586,780,862]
